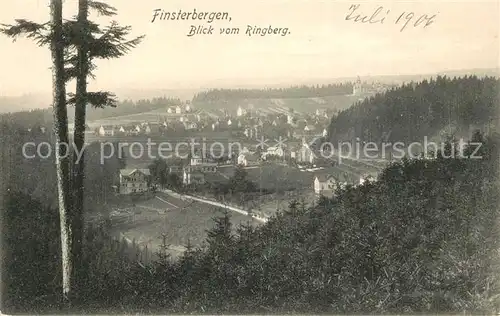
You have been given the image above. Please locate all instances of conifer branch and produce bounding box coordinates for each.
[88,1,117,17]
[0,19,49,45]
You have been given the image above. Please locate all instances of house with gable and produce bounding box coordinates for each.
[313,174,337,196]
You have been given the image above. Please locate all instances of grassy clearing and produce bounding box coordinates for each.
[108,193,261,257]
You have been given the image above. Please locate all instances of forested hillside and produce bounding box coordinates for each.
[2,77,500,314]
[0,112,125,210]
[328,76,499,144]
[192,83,353,103]
[3,123,499,313]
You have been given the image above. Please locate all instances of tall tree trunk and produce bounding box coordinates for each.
[72,0,89,293]
[50,0,73,303]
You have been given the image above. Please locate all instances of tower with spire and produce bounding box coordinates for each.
[353,76,362,96]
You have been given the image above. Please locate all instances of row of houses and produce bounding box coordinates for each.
[96,120,201,137]
[166,103,192,114]
[236,136,331,168]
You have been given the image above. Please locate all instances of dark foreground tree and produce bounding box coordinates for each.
[67,0,143,292]
[49,0,73,302]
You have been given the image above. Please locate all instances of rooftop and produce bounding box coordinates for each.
[120,168,151,176]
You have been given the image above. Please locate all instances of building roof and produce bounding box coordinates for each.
[120,168,151,176]
[315,173,336,183]
[267,145,285,151]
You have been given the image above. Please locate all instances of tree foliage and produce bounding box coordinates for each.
[193,83,353,103]
[3,130,498,314]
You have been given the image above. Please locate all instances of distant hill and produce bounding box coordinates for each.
[1,68,497,115]
[0,94,51,114]
[98,68,500,103]
[290,68,499,86]
[111,88,200,103]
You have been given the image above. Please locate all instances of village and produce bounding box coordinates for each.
[25,78,392,259]
[69,79,388,218]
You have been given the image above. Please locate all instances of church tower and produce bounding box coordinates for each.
[353,76,362,96]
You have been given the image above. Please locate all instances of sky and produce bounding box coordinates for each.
[0,0,498,96]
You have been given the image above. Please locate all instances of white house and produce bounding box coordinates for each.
[119,169,151,194]
[185,104,191,112]
[212,121,220,131]
[262,146,285,159]
[182,155,218,185]
[98,125,114,137]
[183,169,205,185]
[184,122,198,130]
[238,152,260,167]
[175,105,182,114]
[304,125,316,132]
[236,106,245,117]
[244,127,252,138]
[187,154,218,172]
[313,174,336,195]
[297,142,317,164]
[227,119,232,126]
[359,174,375,185]
[167,107,174,114]
[119,126,126,133]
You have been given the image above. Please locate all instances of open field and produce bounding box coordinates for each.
[88,109,220,127]
[85,95,365,126]
[245,164,314,191]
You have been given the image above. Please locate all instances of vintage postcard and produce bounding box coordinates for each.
[0,0,499,314]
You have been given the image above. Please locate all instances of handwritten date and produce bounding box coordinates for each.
[345,4,437,32]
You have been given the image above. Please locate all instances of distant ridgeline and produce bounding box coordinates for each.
[328,75,499,144]
[192,83,354,103]
[74,96,182,121]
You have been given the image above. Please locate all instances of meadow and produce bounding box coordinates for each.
[107,192,261,260]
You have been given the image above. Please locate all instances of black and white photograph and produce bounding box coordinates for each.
[0,0,499,314]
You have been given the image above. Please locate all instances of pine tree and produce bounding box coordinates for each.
[50,0,73,303]
[0,0,143,303]
[66,1,144,291]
